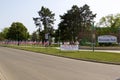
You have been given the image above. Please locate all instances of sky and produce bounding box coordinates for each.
[1,0,120,34]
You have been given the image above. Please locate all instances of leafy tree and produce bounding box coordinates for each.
[38,6,55,40]
[57,4,96,43]
[33,6,55,44]
[0,32,4,40]
[0,27,9,40]
[97,14,120,28]
[31,30,45,42]
[54,29,61,43]
[96,13,120,36]
[7,22,29,42]
[31,31,38,41]
[2,27,9,39]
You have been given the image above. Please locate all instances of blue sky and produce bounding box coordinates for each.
[1,0,120,34]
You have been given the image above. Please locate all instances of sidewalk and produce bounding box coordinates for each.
[57,46,120,53]
[80,46,120,50]
[80,49,120,53]
[80,46,120,53]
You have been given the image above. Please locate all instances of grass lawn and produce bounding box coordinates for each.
[3,45,120,65]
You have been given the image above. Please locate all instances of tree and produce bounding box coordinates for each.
[0,32,4,40]
[38,6,55,33]
[0,27,9,40]
[96,13,120,36]
[95,13,120,45]
[31,31,38,41]
[33,6,55,44]
[57,4,96,43]
[38,6,55,44]
[2,27,9,39]
[7,22,29,43]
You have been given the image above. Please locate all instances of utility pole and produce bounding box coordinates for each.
[91,22,95,52]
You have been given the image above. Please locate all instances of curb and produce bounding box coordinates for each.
[18,48,120,65]
[4,46,120,65]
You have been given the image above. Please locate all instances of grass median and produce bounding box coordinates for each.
[4,45,120,65]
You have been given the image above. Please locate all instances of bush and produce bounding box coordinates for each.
[50,44,59,47]
[98,43,118,46]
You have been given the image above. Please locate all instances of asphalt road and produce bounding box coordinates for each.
[0,47,120,80]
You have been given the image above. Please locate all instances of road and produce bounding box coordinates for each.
[0,47,120,80]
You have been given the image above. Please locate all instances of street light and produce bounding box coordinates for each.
[58,29,61,47]
[91,22,95,52]
[118,27,120,45]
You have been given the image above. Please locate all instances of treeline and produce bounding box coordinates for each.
[1,4,120,46]
[31,4,96,45]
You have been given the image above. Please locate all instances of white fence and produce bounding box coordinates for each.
[60,45,79,51]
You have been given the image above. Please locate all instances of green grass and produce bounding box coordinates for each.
[3,45,120,65]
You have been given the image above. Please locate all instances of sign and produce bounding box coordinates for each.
[98,35,117,43]
[60,45,79,51]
